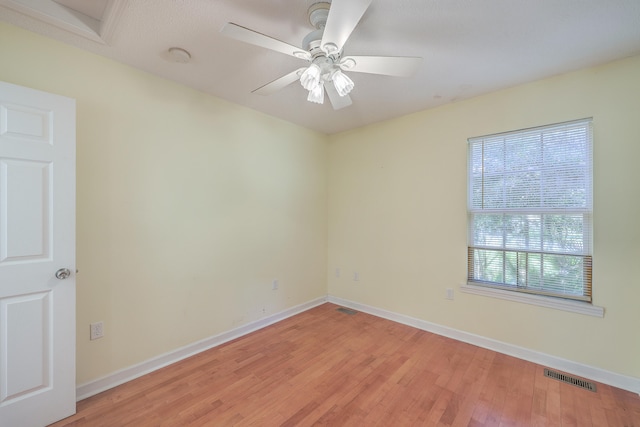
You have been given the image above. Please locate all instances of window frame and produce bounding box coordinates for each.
[465,119,599,313]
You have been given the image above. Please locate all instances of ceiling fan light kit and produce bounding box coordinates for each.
[331,70,354,97]
[300,63,322,91]
[220,0,422,109]
[307,82,325,104]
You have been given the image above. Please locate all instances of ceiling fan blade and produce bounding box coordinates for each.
[325,81,353,110]
[252,68,306,95]
[221,23,311,61]
[321,0,373,54]
[340,56,423,77]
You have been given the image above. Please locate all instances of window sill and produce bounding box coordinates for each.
[460,283,604,317]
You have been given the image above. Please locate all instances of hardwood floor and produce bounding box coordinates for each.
[50,303,640,426]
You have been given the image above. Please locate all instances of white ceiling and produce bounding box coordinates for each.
[1,0,640,134]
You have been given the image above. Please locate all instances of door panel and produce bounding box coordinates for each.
[1,159,52,262]
[0,81,76,427]
[0,103,52,144]
[1,292,51,402]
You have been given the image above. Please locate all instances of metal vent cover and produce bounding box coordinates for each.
[544,368,597,392]
[336,307,358,315]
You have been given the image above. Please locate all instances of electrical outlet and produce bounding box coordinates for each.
[335,268,341,278]
[90,321,104,340]
[272,279,279,290]
[446,288,454,300]
[353,272,359,281]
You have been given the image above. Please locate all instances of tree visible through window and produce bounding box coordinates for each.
[467,119,592,301]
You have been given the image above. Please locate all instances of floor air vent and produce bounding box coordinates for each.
[336,307,358,315]
[544,368,597,392]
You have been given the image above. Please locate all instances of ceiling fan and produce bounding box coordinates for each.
[220,0,423,110]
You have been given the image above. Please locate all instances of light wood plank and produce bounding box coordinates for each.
[49,304,640,426]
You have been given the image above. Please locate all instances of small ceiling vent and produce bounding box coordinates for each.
[544,368,597,392]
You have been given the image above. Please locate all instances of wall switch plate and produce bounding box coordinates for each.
[90,321,104,340]
[353,272,359,281]
[272,279,279,290]
[335,268,340,278]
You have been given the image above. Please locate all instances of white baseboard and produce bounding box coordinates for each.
[76,296,328,401]
[327,296,640,395]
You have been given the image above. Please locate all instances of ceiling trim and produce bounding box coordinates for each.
[99,0,125,45]
[0,0,124,44]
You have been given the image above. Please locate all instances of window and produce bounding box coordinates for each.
[467,119,592,302]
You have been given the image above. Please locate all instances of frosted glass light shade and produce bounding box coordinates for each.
[331,70,354,97]
[307,82,324,104]
[300,64,321,91]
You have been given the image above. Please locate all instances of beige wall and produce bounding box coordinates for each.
[328,55,640,378]
[0,23,328,384]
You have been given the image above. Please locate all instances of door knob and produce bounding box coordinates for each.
[55,268,71,280]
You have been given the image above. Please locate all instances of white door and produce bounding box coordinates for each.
[0,81,76,427]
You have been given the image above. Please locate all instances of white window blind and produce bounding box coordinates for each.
[467,119,593,301]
